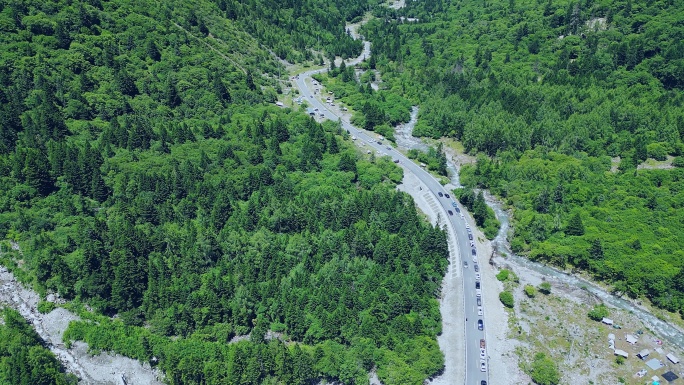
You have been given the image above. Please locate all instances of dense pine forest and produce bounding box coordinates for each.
[0,0,448,384]
[361,0,684,311]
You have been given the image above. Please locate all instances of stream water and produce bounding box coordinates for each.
[393,106,684,352]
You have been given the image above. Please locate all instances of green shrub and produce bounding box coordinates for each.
[587,304,609,321]
[499,291,514,308]
[496,269,510,281]
[538,282,551,295]
[524,285,536,298]
[37,300,56,314]
[530,353,560,385]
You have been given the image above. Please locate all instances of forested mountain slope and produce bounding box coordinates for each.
[0,0,448,384]
[362,0,684,311]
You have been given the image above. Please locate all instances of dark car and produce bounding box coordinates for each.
[481,381,487,385]
[478,319,483,330]
[474,264,479,272]
[476,281,481,290]
[477,297,481,306]
[448,210,453,215]
[445,193,450,198]
[471,248,476,255]
[377,141,383,145]
[438,192,443,197]
[468,233,473,240]
[455,207,460,213]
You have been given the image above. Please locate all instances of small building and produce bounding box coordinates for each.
[608,333,615,340]
[626,334,639,344]
[638,349,651,359]
[646,358,663,370]
[667,353,680,364]
[275,101,284,107]
[602,318,614,325]
[662,371,679,383]
[614,349,629,358]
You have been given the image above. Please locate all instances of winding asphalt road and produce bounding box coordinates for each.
[292,44,490,385]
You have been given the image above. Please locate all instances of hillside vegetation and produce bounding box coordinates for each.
[360,0,684,312]
[0,0,448,383]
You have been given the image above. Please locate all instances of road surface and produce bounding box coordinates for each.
[292,47,489,385]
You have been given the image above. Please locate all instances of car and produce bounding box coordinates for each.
[476,281,481,289]
[438,192,443,197]
[386,146,392,150]
[445,193,450,198]
[460,213,465,218]
[448,210,453,215]
[377,141,383,145]
[480,339,486,349]
[465,224,470,229]
[455,207,460,213]
[464,261,468,268]
[478,307,483,316]
[471,248,477,256]
[481,381,487,385]
[468,233,473,240]
[470,241,475,247]
[477,297,482,306]
[480,360,486,372]
[475,273,481,281]
[478,319,483,330]
[393,159,400,163]
[480,348,486,359]
[474,264,479,272]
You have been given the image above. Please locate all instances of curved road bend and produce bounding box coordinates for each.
[293,49,489,385]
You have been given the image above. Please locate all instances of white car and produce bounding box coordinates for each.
[480,360,487,372]
[475,273,481,281]
[470,241,475,247]
[465,224,470,229]
[460,213,465,218]
[480,348,486,359]
[478,307,483,316]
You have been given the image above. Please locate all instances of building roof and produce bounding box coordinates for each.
[662,371,679,382]
[638,349,650,358]
[626,334,638,344]
[602,317,614,325]
[614,349,629,358]
[646,358,664,370]
[667,353,680,364]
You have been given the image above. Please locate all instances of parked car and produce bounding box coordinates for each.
[477,297,482,306]
[480,360,487,372]
[438,192,443,197]
[445,193,450,198]
[474,264,479,272]
[478,319,483,330]
[468,233,473,240]
[475,273,481,281]
[448,210,453,215]
[455,207,460,213]
[478,307,483,316]
[480,348,486,359]
[480,339,486,349]
[464,261,468,268]
[471,248,477,255]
